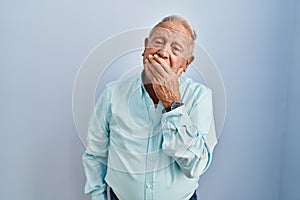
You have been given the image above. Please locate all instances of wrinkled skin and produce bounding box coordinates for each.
[142,20,195,108]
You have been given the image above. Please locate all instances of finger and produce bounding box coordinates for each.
[143,56,150,65]
[148,55,165,77]
[144,59,161,84]
[153,54,176,75]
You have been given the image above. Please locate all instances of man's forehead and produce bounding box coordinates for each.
[150,26,192,43]
[153,21,193,40]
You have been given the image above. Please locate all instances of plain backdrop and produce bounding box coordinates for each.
[1,0,299,200]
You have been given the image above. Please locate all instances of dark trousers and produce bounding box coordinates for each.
[109,188,197,200]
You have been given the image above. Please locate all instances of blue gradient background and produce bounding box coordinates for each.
[1,0,299,200]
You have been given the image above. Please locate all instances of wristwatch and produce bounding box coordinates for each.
[163,101,184,113]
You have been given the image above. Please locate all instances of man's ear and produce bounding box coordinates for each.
[142,38,149,56]
[183,55,194,72]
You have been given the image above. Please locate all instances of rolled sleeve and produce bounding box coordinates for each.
[161,87,216,178]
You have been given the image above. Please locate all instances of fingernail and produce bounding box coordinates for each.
[149,54,153,58]
[154,54,158,57]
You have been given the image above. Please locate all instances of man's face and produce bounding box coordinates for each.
[143,21,194,74]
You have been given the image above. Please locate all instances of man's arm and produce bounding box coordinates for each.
[160,87,216,178]
[82,86,112,200]
[144,54,217,178]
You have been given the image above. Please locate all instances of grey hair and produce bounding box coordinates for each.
[149,15,197,55]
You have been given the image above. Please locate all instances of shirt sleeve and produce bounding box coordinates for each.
[82,86,112,200]
[161,87,217,178]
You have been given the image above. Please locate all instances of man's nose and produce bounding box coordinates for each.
[156,47,169,59]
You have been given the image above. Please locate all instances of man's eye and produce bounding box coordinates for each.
[155,40,163,44]
[172,46,181,52]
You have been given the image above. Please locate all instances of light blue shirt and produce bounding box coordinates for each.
[82,72,217,200]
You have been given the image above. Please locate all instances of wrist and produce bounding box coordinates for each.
[162,97,181,108]
[163,101,184,113]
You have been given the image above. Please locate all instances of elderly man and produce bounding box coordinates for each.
[83,15,217,200]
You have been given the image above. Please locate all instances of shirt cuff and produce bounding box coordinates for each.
[161,105,198,157]
[161,104,193,128]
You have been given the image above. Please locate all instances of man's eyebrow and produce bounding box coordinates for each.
[173,38,188,47]
[150,35,166,41]
[170,41,183,47]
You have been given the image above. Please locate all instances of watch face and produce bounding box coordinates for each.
[164,102,183,113]
[171,102,182,109]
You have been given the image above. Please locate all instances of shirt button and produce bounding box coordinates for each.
[162,119,166,123]
[146,184,152,189]
[149,156,153,161]
[149,105,154,110]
